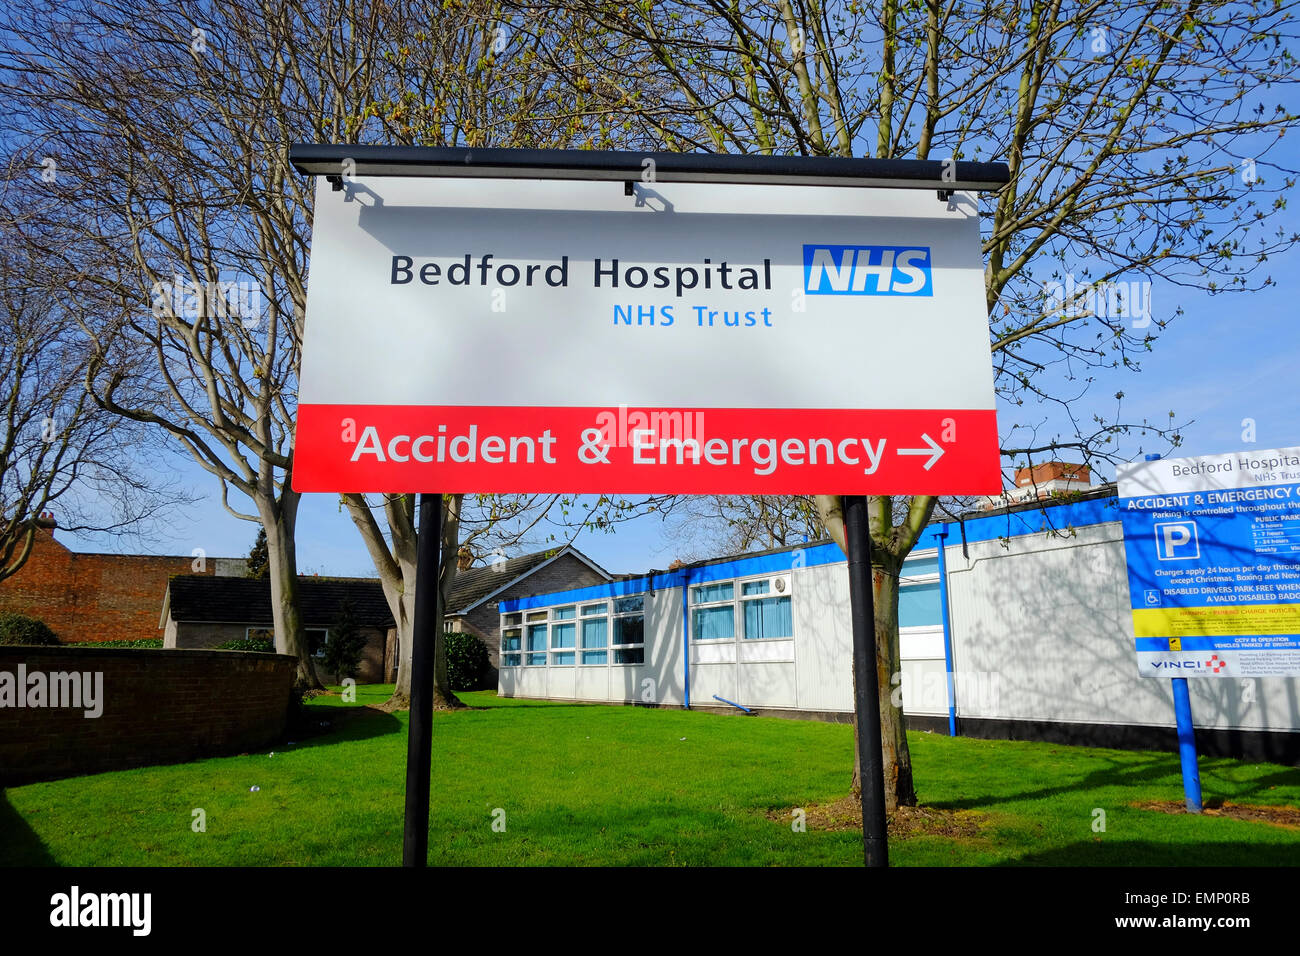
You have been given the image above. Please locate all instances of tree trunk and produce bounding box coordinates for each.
[849,557,916,813]
[818,493,921,814]
[387,585,416,708]
[261,490,320,692]
[344,491,463,711]
[434,494,466,710]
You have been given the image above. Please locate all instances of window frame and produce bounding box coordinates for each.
[690,573,795,643]
[610,595,645,666]
[524,610,549,666]
[690,580,736,642]
[578,602,610,666]
[738,575,793,641]
[500,622,523,668]
[549,605,577,666]
[500,593,647,669]
[897,549,943,631]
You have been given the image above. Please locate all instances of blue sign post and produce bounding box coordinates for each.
[1117,446,1300,812]
[1170,677,1203,812]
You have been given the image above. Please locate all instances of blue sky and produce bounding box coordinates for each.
[19,3,1300,581]
[53,175,1300,579]
[57,231,1300,579]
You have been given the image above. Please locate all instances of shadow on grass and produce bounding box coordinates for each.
[0,789,55,866]
[1004,839,1299,866]
[289,704,404,752]
[929,750,1300,812]
[468,701,606,710]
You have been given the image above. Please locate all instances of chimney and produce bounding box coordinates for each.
[457,546,473,571]
[33,512,57,533]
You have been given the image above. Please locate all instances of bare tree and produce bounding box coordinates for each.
[516,0,1299,810]
[347,489,671,709]
[665,494,824,562]
[0,0,411,688]
[0,191,177,581]
[340,1,675,709]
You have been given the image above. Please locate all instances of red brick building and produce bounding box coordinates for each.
[0,516,242,643]
[979,461,1095,510]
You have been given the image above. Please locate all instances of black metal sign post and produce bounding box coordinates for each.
[402,492,443,866]
[843,494,889,867]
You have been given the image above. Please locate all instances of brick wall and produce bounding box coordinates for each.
[0,646,298,786]
[457,553,610,688]
[170,622,390,683]
[311,627,388,684]
[0,528,218,644]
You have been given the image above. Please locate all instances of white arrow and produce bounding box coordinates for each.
[896,433,944,471]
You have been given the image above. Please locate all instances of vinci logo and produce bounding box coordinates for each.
[802,245,933,296]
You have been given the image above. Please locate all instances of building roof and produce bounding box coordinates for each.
[163,545,610,627]
[447,546,610,614]
[165,575,396,629]
[621,538,839,579]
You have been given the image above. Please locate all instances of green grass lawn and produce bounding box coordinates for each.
[3,686,1298,866]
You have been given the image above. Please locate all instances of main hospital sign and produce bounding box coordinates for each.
[293,176,1000,494]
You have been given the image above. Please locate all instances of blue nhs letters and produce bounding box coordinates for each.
[802,244,933,296]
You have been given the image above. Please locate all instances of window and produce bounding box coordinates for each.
[691,576,794,642]
[551,606,576,665]
[501,626,522,667]
[612,595,645,664]
[741,579,792,640]
[306,628,329,658]
[581,603,608,665]
[245,626,273,644]
[898,583,942,628]
[525,611,548,666]
[691,582,735,640]
[898,552,943,629]
[501,597,645,667]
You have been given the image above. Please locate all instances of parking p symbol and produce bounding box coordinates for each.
[1155,521,1199,560]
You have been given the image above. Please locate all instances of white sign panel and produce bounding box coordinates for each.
[294,176,1000,493]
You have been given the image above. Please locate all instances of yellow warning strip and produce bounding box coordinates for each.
[1131,604,1300,637]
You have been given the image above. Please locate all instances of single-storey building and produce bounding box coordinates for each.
[160,545,610,687]
[444,546,611,687]
[161,575,397,683]
[498,489,1300,764]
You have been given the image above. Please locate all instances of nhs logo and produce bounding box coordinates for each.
[803,244,933,296]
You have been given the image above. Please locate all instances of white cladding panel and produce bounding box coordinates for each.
[690,664,737,706]
[944,522,1300,732]
[792,562,854,712]
[739,662,799,708]
[900,627,946,661]
[900,657,950,716]
[640,588,685,707]
[548,666,577,700]
[575,667,609,701]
